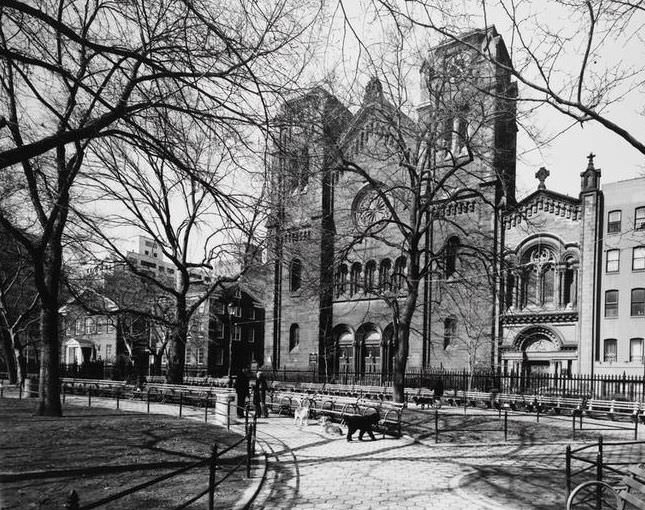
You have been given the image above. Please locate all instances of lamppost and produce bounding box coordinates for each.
[227,303,234,379]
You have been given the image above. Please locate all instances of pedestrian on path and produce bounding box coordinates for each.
[253,370,269,418]
[234,367,249,418]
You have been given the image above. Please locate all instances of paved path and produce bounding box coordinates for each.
[247,409,645,510]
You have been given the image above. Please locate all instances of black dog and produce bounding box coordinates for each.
[343,410,379,442]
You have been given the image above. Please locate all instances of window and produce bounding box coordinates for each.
[631,288,645,316]
[233,325,241,341]
[393,256,406,290]
[196,347,204,365]
[364,260,376,293]
[635,207,645,231]
[605,290,618,317]
[214,347,224,365]
[215,318,224,339]
[455,115,468,153]
[630,338,643,363]
[214,302,225,314]
[350,263,362,295]
[603,339,617,363]
[443,318,456,349]
[230,306,242,318]
[249,308,256,320]
[378,259,391,289]
[105,344,113,360]
[75,318,83,335]
[85,318,95,335]
[606,250,620,273]
[336,264,348,296]
[289,323,299,351]
[607,210,621,233]
[289,258,302,292]
[248,328,255,343]
[445,237,459,278]
[633,247,645,271]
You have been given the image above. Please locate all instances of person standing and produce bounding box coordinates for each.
[234,367,249,418]
[253,370,269,418]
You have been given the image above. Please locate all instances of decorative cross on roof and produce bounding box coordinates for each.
[587,152,596,169]
[535,166,550,190]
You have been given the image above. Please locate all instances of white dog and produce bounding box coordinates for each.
[294,399,310,426]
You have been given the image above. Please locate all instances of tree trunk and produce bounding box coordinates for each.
[37,303,62,416]
[1,331,18,384]
[166,322,187,384]
[392,321,411,403]
[14,346,24,387]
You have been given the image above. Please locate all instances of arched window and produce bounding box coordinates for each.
[336,264,348,297]
[393,256,407,290]
[378,259,391,290]
[445,237,459,278]
[444,318,456,349]
[289,258,302,292]
[520,246,555,308]
[289,324,300,351]
[350,263,362,295]
[603,338,617,363]
[505,273,515,309]
[364,260,376,293]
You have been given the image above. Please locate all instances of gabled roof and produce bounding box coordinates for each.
[59,288,119,314]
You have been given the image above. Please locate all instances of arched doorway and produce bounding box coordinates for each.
[332,324,354,381]
[355,323,381,379]
[382,323,396,380]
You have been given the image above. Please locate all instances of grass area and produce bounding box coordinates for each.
[0,398,252,509]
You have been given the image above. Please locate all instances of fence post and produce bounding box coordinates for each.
[65,490,79,510]
[19,384,22,399]
[565,445,572,496]
[634,414,639,441]
[88,387,91,407]
[204,395,209,423]
[227,397,231,430]
[62,383,65,403]
[572,414,576,440]
[116,389,120,410]
[208,444,217,510]
[536,402,540,423]
[179,392,183,418]
[435,408,439,443]
[504,411,508,442]
[0,383,3,398]
[147,388,150,414]
[596,450,603,510]
[246,424,253,478]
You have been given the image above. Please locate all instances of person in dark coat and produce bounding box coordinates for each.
[234,368,249,418]
[253,370,269,418]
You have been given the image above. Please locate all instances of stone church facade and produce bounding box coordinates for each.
[264,27,645,378]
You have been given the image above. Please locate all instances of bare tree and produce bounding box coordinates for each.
[0,229,39,385]
[76,115,265,383]
[344,0,645,157]
[326,29,515,402]
[0,0,321,414]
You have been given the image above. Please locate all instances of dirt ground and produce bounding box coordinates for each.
[0,398,252,510]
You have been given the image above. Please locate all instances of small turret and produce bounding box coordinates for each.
[580,153,601,193]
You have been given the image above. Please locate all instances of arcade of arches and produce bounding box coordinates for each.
[332,323,397,377]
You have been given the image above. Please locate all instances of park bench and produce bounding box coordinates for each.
[584,398,642,422]
[494,392,529,411]
[61,378,127,398]
[144,375,166,384]
[358,398,405,438]
[550,396,585,416]
[358,385,387,401]
[567,464,645,510]
[143,383,234,408]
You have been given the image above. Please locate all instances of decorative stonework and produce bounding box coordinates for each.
[431,198,477,218]
[501,311,578,325]
[352,185,389,232]
[503,194,581,229]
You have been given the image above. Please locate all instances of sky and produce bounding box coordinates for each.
[322,0,645,201]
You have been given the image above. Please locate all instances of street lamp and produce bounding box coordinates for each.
[226,302,234,379]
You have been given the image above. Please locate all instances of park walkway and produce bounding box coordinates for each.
[5,388,644,509]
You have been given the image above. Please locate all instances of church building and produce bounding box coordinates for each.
[264,27,645,379]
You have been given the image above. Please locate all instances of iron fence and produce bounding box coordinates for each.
[264,368,645,401]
